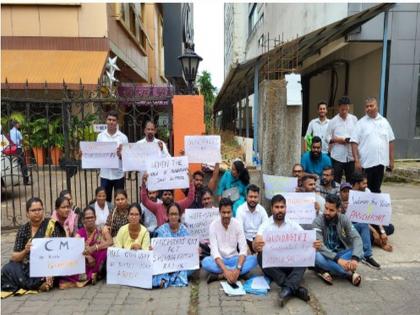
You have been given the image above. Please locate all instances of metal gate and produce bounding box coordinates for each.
[1,82,174,229]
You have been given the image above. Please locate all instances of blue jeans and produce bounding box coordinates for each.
[202,255,257,275]
[315,249,352,277]
[100,177,125,202]
[353,223,372,258]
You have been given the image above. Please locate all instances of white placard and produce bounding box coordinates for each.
[93,124,107,133]
[346,191,392,225]
[122,142,162,171]
[262,174,298,199]
[151,237,199,275]
[80,141,119,169]
[282,192,316,224]
[184,208,219,241]
[262,230,316,268]
[106,247,153,289]
[184,135,221,164]
[285,73,302,106]
[146,156,189,190]
[30,238,85,277]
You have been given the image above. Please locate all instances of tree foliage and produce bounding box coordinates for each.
[197,71,217,132]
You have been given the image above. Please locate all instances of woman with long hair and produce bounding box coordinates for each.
[104,189,130,239]
[88,186,113,229]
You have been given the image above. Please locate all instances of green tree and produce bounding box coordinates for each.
[197,71,217,132]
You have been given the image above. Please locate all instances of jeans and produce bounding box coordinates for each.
[100,177,125,202]
[257,252,305,292]
[202,255,257,276]
[353,222,372,258]
[315,248,353,277]
[331,158,354,183]
[364,165,385,193]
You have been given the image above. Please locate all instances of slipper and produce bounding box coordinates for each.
[381,243,393,252]
[317,272,333,285]
[350,272,361,287]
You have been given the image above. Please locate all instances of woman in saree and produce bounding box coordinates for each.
[1,197,65,296]
[51,196,78,237]
[59,189,83,229]
[59,207,112,289]
[152,202,193,288]
[104,189,130,239]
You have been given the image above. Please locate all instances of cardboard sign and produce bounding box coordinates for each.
[184,208,219,241]
[122,142,162,171]
[262,230,316,268]
[184,135,221,164]
[146,156,189,190]
[93,124,107,133]
[106,247,153,289]
[30,238,85,277]
[282,192,316,224]
[80,141,119,169]
[151,237,199,275]
[346,190,392,225]
[262,174,298,199]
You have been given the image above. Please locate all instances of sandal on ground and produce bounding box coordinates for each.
[381,243,393,252]
[349,272,361,287]
[39,282,52,292]
[317,272,333,285]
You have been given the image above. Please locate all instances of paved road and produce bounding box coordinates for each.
[2,182,419,315]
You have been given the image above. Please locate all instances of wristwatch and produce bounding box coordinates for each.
[236,264,242,270]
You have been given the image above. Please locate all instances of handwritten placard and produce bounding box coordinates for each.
[30,238,85,277]
[93,124,107,133]
[282,192,316,224]
[262,230,315,268]
[106,247,153,289]
[151,237,199,275]
[80,141,119,169]
[346,191,392,225]
[262,174,298,199]
[122,142,162,171]
[184,135,221,164]
[184,208,219,241]
[146,156,189,190]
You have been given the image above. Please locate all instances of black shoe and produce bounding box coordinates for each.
[295,287,310,302]
[362,256,381,270]
[206,273,220,284]
[278,287,293,307]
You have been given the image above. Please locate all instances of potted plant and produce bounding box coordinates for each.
[69,114,97,159]
[48,118,64,165]
[29,118,48,166]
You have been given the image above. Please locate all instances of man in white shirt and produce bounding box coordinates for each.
[301,175,325,218]
[253,194,321,307]
[96,110,128,202]
[202,198,258,284]
[141,190,159,234]
[136,120,170,157]
[9,120,30,185]
[236,184,268,253]
[351,97,395,193]
[326,96,358,183]
[304,101,330,153]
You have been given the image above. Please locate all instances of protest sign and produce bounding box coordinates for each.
[122,142,161,171]
[184,135,221,164]
[30,238,85,277]
[93,124,107,133]
[262,174,298,199]
[80,141,119,169]
[282,192,316,224]
[146,156,189,190]
[151,237,199,275]
[262,230,315,268]
[346,191,392,225]
[106,247,153,289]
[184,208,219,240]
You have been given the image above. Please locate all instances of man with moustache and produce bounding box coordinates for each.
[140,190,160,234]
[313,194,363,286]
[301,136,332,178]
[253,194,321,307]
[203,198,257,284]
[137,120,170,157]
[304,100,330,153]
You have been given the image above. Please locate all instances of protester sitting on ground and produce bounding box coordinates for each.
[313,194,363,286]
[114,203,150,250]
[301,175,325,217]
[203,198,257,284]
[338,182,351,214]
[253,194,321,307]
[104,189,130,238]
[350,172,381,269]
[152,203,193,288]
[59,207,112,289]
[140,190,159,235]
[141,172,195,227]
[216,160,250,217]
[1,197,65,295]
[318,166,340,198]
[301,136,332,178]
[88,187,113,229]
[52,196,78,237]
[292,163,305,192]
[236,184,268,253]
[185,163,220,209]
[59,189,83,229]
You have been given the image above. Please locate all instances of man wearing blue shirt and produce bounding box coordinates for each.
[9,121,30,185]
[301,136,332,178]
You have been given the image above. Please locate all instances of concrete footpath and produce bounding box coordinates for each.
[1,182,420,315]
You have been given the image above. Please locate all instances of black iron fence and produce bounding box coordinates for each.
[1,82,174,228]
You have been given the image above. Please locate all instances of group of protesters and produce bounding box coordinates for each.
[1,96,396,308]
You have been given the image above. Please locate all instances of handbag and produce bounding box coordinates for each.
[2,134,18,155]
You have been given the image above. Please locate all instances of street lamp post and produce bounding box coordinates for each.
[178,48,203,95]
